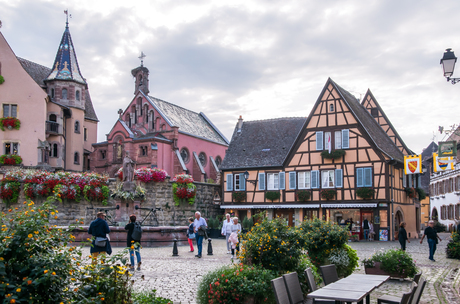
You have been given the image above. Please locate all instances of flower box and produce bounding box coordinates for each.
[0,117,21,131]
[364,262,407,278]
[320,189,337,200]
[321,149,346,160]
[233,191,246,202]
[356,187,375,200]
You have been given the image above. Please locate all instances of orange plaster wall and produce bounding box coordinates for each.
[286,192,295,202]
[358,137,370,147]
[310,152,322,164]
[337,113,346,125]
[290,154,301,166]
[358,149,369,162]
[318,115,327,127]
[298,141,309,152]
[328,114,336,126]
[345,150,357,162]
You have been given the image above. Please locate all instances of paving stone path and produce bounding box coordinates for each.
[82,233,460,304]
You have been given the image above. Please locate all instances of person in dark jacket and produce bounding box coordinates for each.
[88,212,112,259]
[125,214,141,271]
[398,222,410,251]
[420,220,442,261]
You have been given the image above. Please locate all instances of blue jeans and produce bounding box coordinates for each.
[363,229,369,240]
[196,235,204,256]
[428,238,437,260]
[129,244,141,266]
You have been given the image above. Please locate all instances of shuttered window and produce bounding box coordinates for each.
[357,168,372,187]
[321,170,335,188]
[316,132,323,150]
[298,172,311,189]
[259,173,266,190]
[226,174,233,191]
[342,129,349,149]
[311,170,319,189]
[289,172,296,190]
[235,173,246,191]
[335,169,343,188]
[267,173,279,190]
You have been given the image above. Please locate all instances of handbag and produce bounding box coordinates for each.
[188,233,196,239]
[95,237,108,247]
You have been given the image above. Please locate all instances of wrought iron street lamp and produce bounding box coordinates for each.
[440,48,460,84]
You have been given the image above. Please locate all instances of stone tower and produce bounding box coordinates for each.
[131,65,149,95]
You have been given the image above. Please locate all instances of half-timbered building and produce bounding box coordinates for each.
[221,78,421,240]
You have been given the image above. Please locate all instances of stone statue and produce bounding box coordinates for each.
[122,152,135,191]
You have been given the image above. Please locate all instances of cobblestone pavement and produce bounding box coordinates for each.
[82,233,460,304]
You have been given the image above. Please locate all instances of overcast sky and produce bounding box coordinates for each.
[1,0,459,154]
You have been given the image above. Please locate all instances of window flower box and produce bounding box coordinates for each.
[0,117,20,131]
[320,189,337,200]
[321,149,346,160]
[404,187,416,198]
[356,187,375,200]
[0,154,22,165]
[265,191,281,202]
[232,191,246,202]
[297,190,311,201]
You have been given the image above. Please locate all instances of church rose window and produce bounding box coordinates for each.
[180,148,189,164]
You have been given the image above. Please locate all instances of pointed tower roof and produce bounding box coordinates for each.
[45,22,86,85]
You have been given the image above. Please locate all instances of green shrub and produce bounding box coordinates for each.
[446,232,460,259]
[133,290,173,304]
[362,249,417,278]
[327,244,359,277]
[208,216,219,229]
[434,221,446,232]
[299,218,348,267]
[265,191,281,201]
[196,264,276,304]
[0,75,4,84]
[416,187,427,200]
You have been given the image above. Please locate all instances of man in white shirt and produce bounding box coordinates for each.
[193,211,207,258]
[221,213,232,254]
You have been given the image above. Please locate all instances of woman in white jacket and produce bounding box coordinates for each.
[229,217,242,259]
[221,213,232,254]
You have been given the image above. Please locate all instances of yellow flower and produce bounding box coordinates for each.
[44,270,48,274]
[16,288,21,292]
[51,212,55,215]
[28,234,33,238]
[52,272,56,275]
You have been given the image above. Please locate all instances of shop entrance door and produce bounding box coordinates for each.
[275,209,294,227]
[360,211,373,240]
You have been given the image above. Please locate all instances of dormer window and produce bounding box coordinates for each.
[76,90,80,101]
[371,108,378,118]
[62,88,68,100]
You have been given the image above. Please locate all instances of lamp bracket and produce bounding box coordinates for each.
[447,77,460,85]
[247,180,257,186]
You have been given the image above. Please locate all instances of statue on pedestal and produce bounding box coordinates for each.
[123,152,136,192]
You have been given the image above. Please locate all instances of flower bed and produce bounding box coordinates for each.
[172,174,196,205]
[116,167,168,183]
[446,232,460,259]
[0,117,20,131]
[0,154,22,165]
[362,249,417,278]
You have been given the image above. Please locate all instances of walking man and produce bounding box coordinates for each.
[194,211,207,258]
[362,217,370,241]
[221,213,232,254]
[88,212,112,259]
[420,220,442,261]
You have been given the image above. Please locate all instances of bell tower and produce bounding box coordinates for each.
[131,52,149,95]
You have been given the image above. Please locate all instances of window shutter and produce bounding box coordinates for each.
[279,172,285,190]
[289,172,296,189]
[226,174,233,191]
[316,132,323,150]
[342,129,349,149]
[259,173,265,190]
[408,175,412,188]
[240,173,246,191]
[311,171,319,189]
[364,168,372,187]
[356,168,363,187]
[403,173,407,188]
[335,169,343,188]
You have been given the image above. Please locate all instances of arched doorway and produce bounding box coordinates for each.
[431,207,438,221]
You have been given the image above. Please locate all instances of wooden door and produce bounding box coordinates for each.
[360,211,373,240]
[275,209,294,226]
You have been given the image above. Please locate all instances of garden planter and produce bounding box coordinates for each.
[364,262,407,278]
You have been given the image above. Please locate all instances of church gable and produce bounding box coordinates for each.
[361,90,411,155]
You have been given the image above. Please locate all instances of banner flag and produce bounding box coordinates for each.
[404,155,422,175]
[433,153,455,172]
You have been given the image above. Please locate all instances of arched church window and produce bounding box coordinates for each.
[76,90,80,101]
[74,152,79,164]
[180,148,190,164]
[62,88,68,100]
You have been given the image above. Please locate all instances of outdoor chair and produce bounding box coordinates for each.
[304,268,335,304]
[271,277,290,304]
[410,276,426,304]
[319,265,339,286]
[282,272,305,304]
[413,273,422,284]
[377,282,417,304]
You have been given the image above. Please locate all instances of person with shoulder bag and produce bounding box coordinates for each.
[420,220,442,261]
[125,214,142,271]
[88,212,112,261]
[187,217,195,252]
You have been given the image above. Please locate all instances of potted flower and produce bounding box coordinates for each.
[265,191,281,202]
[362,249,418,278]
[321,149,346,160]
[172,174,196,205]
[356,187,375,199]
[0,154,23,165]
[0,117,21,131]
[320,189,337,200]
[297,190,311,201]
[233,191,246,202]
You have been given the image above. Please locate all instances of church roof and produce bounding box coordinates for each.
[142,92,229,145]
[17,57,98,121]
[221,117,307,170]
[45,24,86,85]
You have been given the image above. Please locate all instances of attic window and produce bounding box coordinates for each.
[262,149,270,152]
[329,104,334,112]
[371,108,378,118]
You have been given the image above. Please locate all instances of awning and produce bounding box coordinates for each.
[320,203,377,208]
[220,204,320,209]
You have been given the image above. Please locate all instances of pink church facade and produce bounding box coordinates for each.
[90,65,228,181]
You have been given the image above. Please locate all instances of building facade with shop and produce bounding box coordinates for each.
[221,78,421,241]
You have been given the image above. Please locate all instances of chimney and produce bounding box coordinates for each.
[237,115,243,133]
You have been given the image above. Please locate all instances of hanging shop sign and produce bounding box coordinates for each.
[404,155,422,175]
[433,153,455,172]
[438,141,457,157]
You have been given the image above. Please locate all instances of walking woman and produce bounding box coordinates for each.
[398,222,410,251]
[229,217,242,259]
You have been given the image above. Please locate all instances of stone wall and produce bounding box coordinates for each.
[0,177,223,227]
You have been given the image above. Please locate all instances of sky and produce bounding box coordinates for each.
[1,0,460,154]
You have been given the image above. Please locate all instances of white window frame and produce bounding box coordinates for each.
[2,104,18,118]
[4,142,19,155]
[298,171,311,189]
[324,132,332,151]
[321,170,335,188]
[316,131,323,150]
[335,131,342,149]
[267,173,280,190]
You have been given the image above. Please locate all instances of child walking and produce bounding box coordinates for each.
[187,217,195,252]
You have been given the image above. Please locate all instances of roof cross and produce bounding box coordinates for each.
[64,10,72,27]
[138,52,146,67]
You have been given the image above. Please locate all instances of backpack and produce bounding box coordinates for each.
[131,222,142,241]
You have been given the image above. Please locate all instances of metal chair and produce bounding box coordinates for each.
[410,276,426,304]
[271,277,291,304]
[319,265,339,286]
[377,282,417,304]
[304,268,335,304]
[413,272,422,284]
[282,272,305,304]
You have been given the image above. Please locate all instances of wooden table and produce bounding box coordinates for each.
[306,274,390,304]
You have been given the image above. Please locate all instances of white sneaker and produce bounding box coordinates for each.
[231,255,234,259]
[227,251,231,254]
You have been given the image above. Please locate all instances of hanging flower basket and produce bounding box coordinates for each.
[320,189,337,200]
[265,191,281,202]
[321,149,346,160]
[172,174,196,205]
[356,187,375,200]
[297,190,311,201]
[0,75,4,85]
[0,154,22,165]
[232,191,246,202]
[0,117,20,131]
[404,187,416,198]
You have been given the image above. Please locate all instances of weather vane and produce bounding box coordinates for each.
[139,52,146,67]
[64,10,72,26]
